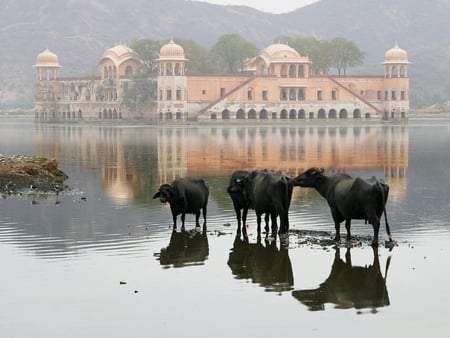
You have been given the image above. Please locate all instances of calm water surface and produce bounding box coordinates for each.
[1,117,450,338]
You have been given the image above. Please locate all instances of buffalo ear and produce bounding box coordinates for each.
[319,168,325,174]
[152,191,161,199]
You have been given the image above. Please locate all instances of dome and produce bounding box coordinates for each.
[35,48,61,67]
[158,40,186,60]
[257,43,309,66]
[99,45,140,65]
[384,42,409,64]
[260,43,301,59]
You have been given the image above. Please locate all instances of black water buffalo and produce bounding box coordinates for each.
[227,170,270,233]
[251,170,293,234]
[153,178,209,229]
[228,169,293,234]
[290,167,392,246]
[292,246,391,311]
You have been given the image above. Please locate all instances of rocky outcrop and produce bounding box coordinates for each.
[0,155,68,194]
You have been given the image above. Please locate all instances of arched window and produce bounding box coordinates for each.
[298,109,306,119]
[289,109,297,119]
[248,109,257,119]
[298,65,305,78]
[236,109,245,119]
[280,65,288,77]
[259,109,268,119]
[222,109,230,119]
[328,109,337,119]
[289,89,296,101]
[125,66,133,76]
[339,109,348,118]
[298,88,305,101]
[353,109,361,118]
[175,63,180,75]
[289,65,296,77]
[166,63,173,75]
[280,109,288,119]
[318,109,326,119]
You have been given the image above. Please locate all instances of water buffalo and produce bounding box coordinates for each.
[153,178,209,229]
[228,169,293,234]
[290,167,392,246]
[251,169,293,234]
[292,246,391,311]
[227,170,270,233]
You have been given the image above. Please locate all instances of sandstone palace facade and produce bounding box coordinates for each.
[33,40,410,121]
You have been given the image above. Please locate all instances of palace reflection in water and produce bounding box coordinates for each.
[35,124,409,204]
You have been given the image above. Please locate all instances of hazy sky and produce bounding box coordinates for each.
[192,0,319,14]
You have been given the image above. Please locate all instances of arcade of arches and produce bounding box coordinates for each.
[35,108,123,120]
[209,107,375,120]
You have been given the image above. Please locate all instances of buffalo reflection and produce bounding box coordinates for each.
[227,233,293,292]
[157,229,209,268]
[292,247,391,312]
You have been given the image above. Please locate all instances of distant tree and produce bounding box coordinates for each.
[273,36,365,76]
[209,33,258,73]
[129,38,161,75]
[273,35,332,75]
[169,37,212,73]
[294,37,331,75]
[329,37,365,75]
[122,74,157,115]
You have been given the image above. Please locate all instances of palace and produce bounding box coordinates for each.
[33,40,410,121]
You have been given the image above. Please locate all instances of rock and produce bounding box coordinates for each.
[0,154,69,194]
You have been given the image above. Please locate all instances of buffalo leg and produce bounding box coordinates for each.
[195,211,201,227]
[334,221,341,241]
[202,206,207,227]
[172,214,178,229]
[181,213,186,230]
[264,213,270,233]
[235,209,242,229]
[371,219,380,247]
[256,214,262,234]
[270,213,278,234]
[345,219,352,240]
[242,208,248,229]
[384,208,393,241]
[280,212,289,234]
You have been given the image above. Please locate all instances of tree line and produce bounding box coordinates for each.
[129,33,364,76]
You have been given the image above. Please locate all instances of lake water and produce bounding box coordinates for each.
[1,116,450,338]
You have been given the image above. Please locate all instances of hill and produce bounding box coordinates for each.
[1,0,449,108]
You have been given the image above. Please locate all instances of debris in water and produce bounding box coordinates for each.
[384,240,398,250]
